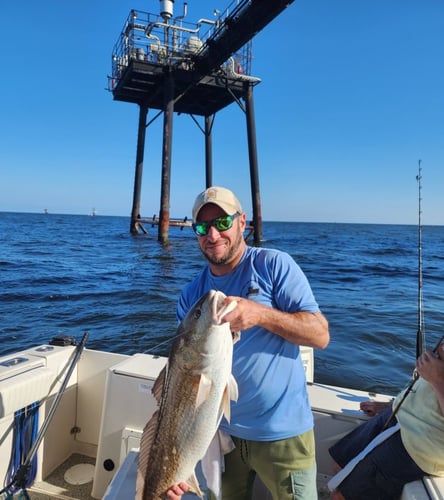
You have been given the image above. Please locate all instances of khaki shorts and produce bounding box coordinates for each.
[221,430,317,500]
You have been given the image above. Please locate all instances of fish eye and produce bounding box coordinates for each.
[194,309,202,319]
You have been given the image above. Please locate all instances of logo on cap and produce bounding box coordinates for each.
[204,188,218,203]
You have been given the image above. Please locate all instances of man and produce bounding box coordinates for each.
[169,186,329,500]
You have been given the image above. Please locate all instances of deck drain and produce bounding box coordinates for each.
[64,463,95,485]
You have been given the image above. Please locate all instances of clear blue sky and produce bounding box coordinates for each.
[1,1,443,224]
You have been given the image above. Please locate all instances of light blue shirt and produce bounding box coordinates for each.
[177,246,321,441]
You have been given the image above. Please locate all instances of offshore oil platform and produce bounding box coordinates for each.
[108,0,294,244]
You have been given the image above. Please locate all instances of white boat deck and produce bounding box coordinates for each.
[1,345,442,500]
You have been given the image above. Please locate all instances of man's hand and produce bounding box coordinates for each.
[221,296,329,349]
[166,482,190,500]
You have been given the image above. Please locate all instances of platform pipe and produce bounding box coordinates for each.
[158,72,174,244]
[244,83,263,245]
[145,17,217,36]
[205,115,214,187]
[144,15,217,56]
[130,104,149,235]
[227,57,261,83]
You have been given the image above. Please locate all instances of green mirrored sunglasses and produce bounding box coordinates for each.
[192,213,240,237]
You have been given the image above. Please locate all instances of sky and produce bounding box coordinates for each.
[1,0,443,224]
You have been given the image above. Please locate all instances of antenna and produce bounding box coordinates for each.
[416,159,424,359]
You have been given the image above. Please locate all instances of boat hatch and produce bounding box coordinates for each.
[0,353,45,382]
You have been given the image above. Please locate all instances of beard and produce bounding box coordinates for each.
[201,228,244,266]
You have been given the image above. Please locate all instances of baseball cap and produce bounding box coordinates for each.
[192,186,242,221]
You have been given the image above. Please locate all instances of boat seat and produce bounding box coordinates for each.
[103,449,138,499]
[401,476,444,500]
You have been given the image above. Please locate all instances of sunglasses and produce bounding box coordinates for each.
[192,213,240,237]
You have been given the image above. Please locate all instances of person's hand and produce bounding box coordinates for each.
[221,296,266,332]
[360,400,391,416]
[221,296,329,349]
[416,347,444,387]
[166,482,190,499]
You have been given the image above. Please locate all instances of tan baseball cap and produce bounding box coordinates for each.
[192,186,242,221]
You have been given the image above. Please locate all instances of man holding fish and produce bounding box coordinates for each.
[168,186,329,499]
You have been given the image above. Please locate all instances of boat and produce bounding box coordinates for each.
[1,334,443,499]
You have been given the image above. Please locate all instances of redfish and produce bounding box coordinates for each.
[136,290,239,499]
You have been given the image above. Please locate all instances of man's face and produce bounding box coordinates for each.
[196,203,246,270]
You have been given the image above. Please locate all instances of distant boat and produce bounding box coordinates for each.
[91,208,97,216]
[44,208,48,215]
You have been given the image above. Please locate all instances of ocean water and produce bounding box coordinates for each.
[1,211,444,396]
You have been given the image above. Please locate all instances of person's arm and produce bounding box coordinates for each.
[416,344,444,415]
[359,400,392,416]
[221,297,329,349]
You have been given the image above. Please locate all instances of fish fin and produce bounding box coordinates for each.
[229,374,238,402]
[152,364,167,404]
[220,374,238,423]
[136,410,159,498]
[135,469,145,500]
[221,385,231,423]
[195,373,212,410]
[187,471,204,498]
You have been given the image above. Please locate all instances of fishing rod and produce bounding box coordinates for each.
[416,159,425,359]
[381,161,429,430]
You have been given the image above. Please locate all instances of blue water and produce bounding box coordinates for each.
[1,212,444,396]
